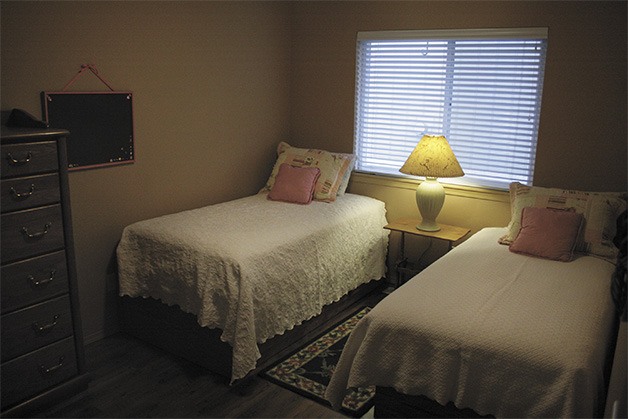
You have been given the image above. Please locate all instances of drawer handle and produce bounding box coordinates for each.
[32,314,60,333]
[40,356,65,375]
[6,151,32,166]
[21,222,52,238]
[28,269,57,287]
[10,184,35,198]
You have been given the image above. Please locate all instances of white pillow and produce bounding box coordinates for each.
[261,142,353,202]
[499,182,626,260]
[334,153,355,195]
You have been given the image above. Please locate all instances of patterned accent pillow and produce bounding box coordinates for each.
[262,142,353,202]
[499,182,627,260]
[335,153,356,195]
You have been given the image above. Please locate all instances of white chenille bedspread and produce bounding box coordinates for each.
[325,228,617,418]
[117,193,388,383]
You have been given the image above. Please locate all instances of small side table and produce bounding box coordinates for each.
[384,218,470,288]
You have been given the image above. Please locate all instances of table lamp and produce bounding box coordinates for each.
[399,135,464,231]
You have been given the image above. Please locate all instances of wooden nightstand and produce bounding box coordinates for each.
[384,218,470,287]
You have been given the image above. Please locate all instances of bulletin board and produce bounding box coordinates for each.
[41,91,134,170]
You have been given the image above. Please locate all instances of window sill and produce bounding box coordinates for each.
[350,171,510,204]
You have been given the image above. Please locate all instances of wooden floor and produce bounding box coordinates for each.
[33,290,387,418]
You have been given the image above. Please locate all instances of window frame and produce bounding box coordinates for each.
[353,27,548,190]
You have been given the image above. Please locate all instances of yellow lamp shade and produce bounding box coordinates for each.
[399,135,464,178]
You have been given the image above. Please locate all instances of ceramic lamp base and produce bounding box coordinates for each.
[415,177,445,231]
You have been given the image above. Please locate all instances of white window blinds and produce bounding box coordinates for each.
[354,28,548,189]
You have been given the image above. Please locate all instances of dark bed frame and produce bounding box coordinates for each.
[120,278,383,383]
[375,387,493,418]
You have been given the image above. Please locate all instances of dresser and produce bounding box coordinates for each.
[1,126,88,416]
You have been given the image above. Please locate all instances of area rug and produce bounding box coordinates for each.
[261,307,374,417]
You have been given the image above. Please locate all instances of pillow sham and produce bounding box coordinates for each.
[335,153,356,195]
[267,163,320,205]
[262,142,353,202]
[509,207,583,262]
[499,182,626,260]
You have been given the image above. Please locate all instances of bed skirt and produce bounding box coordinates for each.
[120,278,383,383]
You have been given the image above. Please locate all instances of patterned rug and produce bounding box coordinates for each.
[262,307,374,417]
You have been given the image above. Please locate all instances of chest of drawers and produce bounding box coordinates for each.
[1,126,88,416]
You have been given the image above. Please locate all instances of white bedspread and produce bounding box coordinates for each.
[325,228,617,418]
[117,193,388,383]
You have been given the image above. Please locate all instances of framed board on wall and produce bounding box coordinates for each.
[41,91,134,171]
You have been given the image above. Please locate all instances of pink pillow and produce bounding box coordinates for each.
[268,163,321,204]
[509,207,584,262]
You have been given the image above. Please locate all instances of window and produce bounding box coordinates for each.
[354,28,548,189]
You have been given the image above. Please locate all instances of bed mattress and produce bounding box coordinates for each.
[325,227,617,418]
[117,193,388,382]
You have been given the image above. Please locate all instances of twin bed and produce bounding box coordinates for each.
[326,227,621,417]
[326,183,626,418]
[117,143,390,383]
[116,140,625,418]
[117,193,389,383]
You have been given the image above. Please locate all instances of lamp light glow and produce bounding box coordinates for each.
[399,135,464,231]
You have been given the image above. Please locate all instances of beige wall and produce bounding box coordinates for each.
[2,1,626,342]
[1,1,292,342]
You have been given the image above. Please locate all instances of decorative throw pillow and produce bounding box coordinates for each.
[334,153,356,195]
[509,207,584,261]
[499,182,626,260]
[262,142,353,202]
[267,164,320,205]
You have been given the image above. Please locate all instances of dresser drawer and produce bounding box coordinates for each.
[1,337,78,410]
[1,295,73,362]
[1,128,85,416]
[1,205,64,264]
[1,141,59,178]
[1,251,69,314]
[1,173,60,213]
